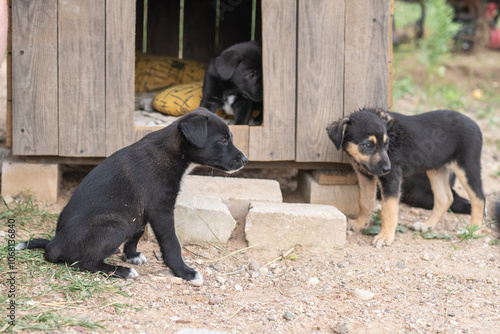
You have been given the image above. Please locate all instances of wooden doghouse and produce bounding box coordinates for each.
[5,0,392,204]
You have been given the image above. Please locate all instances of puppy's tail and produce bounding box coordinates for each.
[15,238,51,250]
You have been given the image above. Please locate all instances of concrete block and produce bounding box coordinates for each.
[174,193,236,244]
[245,202,346,249]
[182,175,282,219]
[1,156,60,203]
[298,171,359,217]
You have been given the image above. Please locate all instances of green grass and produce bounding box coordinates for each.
[456,224,487,241]
[0,195,135,332]
[362,210,407,235]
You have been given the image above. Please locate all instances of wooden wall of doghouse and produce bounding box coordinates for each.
[8,0,391,165]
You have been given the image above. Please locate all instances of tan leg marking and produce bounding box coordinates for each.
[413,167,453,232]
[349,169,377,232]
[450,162,485,228]
[373,197,399,246]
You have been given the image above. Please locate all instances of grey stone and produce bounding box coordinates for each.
[298,171,359,217]
[245,202,346,249]
[174,193,236,244]
[182,175,282,219]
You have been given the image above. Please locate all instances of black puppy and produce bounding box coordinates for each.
[400,172,471,214]
[327,108,485,246]
[200,41,262,125]
[16,108,248,280]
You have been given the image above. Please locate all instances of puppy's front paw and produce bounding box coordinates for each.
[348,218,369,232]
[372,231,395,247]
[123,252,148,265]
[411,221,430,232]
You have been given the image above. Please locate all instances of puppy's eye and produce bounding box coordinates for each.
[362,142,374,150]
[219,134,230,145]
[247,71,257,80]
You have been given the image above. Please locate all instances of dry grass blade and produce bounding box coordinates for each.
[265,247,295,266]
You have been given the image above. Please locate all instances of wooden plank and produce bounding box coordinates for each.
[344,0,390,114]
[183,0,216,61]
[296,0,345,162]
[248,0,296,161]
[11,0,58,155]
[344,0,390,162]
[146,0,180,57]
[229,125,249,158]
[58,0,105,157]
[218,0,253,52]
[312,167,358,185]
[106,0,136,156]
[389,0,394,109]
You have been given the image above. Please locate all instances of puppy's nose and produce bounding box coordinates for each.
[239,154,249,164]
[382,166,391,174]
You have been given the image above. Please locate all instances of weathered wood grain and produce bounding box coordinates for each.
[296,0,345,162]
[344,0,390,161]
[58,0,105,157]
[106,0,135,156]
[249,0,296,161]
[12,0,58,155]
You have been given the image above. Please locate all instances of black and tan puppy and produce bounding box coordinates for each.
[200,41,262,125]
[327,107,485,246]
[16,108,248,280]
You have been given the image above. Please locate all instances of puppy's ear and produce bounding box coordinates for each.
[179,114,208,149]
[374,108,394,131]
[215,50,241,80]
[326,118,350,150]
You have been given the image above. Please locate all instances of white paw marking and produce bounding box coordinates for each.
[412,222,429,232]
[127,268,139,278]
[123,252,147,265]
[194,270,203,281]
[15,242,27,250]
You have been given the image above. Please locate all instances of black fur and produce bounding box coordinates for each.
[400,173,471,214]
[200,41,262,125]
[16,108,248,279]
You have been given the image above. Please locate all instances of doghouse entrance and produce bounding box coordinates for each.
[133,0,263,130]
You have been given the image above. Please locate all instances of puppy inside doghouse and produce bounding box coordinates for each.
[327,107,485,246]
[201,41,263,125]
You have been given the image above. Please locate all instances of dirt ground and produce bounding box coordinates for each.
[2,49,500,333]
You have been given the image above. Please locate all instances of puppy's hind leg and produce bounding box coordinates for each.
[75,261,139,278]
[349,171,377,232]
[122,227,148,265]
[412,166,453,232]
[451,161,485,229]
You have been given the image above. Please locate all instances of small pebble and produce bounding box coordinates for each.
[421,254,430,261]
[248,260,261,271]
[259,267,269,274]
[448,313,455,317]
[234,284,243,291]
[268,315,277,321]
[171,277,183,285]
[283,311,295,320]
[208,296,223,305]
[307,277,320,286]
[332,322,350,334]
[351,289,375,300]
[189,278,204,287]
[396,262,406,269]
